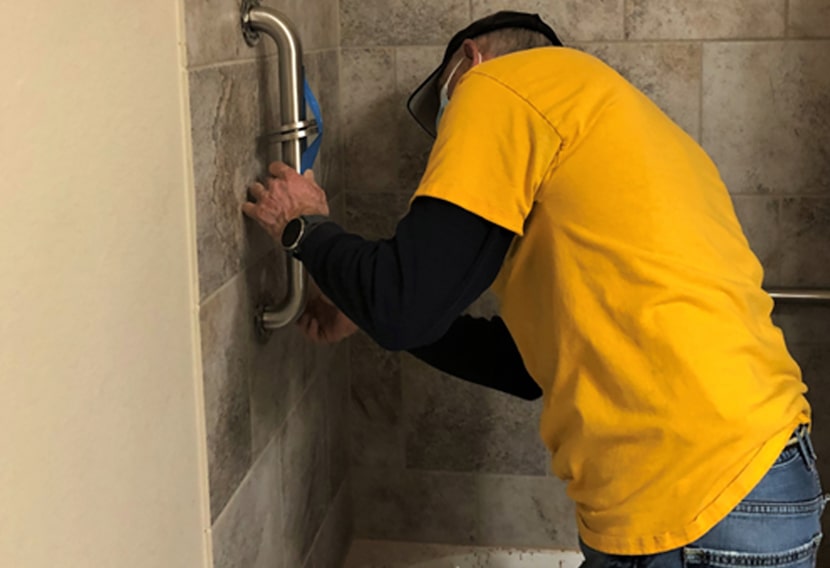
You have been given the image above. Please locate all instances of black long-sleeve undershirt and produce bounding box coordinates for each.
[409,314,542,400]
[297,196,542,400]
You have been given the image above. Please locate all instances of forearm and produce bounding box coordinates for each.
[295,198,539,400]
[299,223,451,349]
[296,198,514,351]
[409,315,542,400]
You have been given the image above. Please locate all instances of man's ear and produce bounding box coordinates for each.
[461,38,484,63]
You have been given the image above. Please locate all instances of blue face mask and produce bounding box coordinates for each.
[435,57,467,131]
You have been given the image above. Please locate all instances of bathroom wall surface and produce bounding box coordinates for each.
[184,0,351,566]
[341,0,830,557]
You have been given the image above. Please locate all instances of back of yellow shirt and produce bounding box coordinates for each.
[412,47,809,555]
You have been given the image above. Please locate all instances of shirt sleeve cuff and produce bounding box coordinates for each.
[295,220,345,261]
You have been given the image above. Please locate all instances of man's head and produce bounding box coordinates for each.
[407,11,562,137]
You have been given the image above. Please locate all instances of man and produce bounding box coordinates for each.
[243,11,825,567]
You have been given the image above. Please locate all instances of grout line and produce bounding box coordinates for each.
[348,539,583,555]
[302,478,351,568]
[730,193,830,199]
[623,0,630,40]
[334,0,345,213]
[339,37,828,50]
[189,47,340,73]
[210,426,282,528]
[785,0,791,37]
[189,53,275,72]
[353,464,557,481]
[344,337,353,459]
[303,47,341,55]
[335,0,343,49]
[198,243,276,307]
[199,269,241,307]
[575,36,815,44]
[281,356,322,432]
[392,44,398,87]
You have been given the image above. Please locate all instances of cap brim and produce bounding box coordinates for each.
[407,66,443,138]
[406,11,564,138]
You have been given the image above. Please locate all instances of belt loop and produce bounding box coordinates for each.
[795,424,817,467]
[803,427,818,461]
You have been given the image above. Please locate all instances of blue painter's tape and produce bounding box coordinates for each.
[301,74,324,173]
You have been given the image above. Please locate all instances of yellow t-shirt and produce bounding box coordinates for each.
[412,47,810,555]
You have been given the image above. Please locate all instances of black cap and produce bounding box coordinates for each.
[406,11,562,137]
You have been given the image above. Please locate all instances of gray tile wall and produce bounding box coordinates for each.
[184,0,351,566]
[340,0,830,555]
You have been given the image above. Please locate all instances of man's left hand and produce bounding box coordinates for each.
[242,161,330,242]
[297,279,359,344]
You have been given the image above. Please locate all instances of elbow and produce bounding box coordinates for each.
[372,328,432,352]
[373,333,409,352]
[370,317,447,352]
[519,386,544,401]
[375,337,412,352]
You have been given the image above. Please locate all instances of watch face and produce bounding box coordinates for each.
[281,218,303,248]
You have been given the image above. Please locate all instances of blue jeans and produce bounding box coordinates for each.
[580,427,828,568]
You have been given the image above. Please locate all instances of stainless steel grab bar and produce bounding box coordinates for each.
[241,0,313,338]
[768,289,830,305]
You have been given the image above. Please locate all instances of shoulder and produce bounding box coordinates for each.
[478,47,613,83]
[456,46,631,133]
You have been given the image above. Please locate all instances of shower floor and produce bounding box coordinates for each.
[345,540,584,568]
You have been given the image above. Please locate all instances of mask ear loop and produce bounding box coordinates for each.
[440,51,483,99]
[440,58,466,98]
[435,51,484,131]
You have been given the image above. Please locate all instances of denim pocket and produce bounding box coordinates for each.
[683,534,821,567]
[769,444,801,469]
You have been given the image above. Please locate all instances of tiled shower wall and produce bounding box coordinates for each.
[342,0,830,553]
[185,0,351,566]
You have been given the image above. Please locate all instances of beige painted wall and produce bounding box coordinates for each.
[0,2,209,567]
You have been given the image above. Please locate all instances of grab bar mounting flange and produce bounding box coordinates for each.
[241,0,263,46]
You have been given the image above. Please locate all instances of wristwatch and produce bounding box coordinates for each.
[281,214,330,254]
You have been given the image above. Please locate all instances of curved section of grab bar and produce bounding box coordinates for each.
[241,1,309,336]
